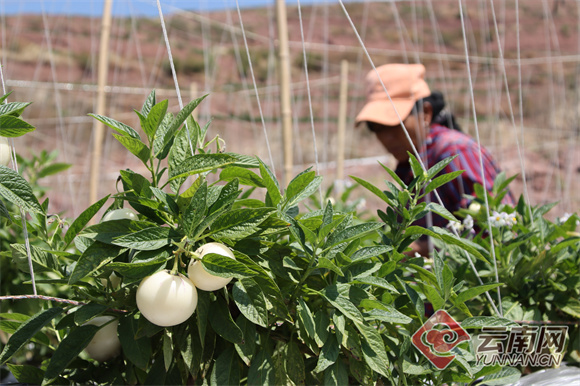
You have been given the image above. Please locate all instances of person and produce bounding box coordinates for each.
[355,63,513,257]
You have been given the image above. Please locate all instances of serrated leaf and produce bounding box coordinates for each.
[479,367,521,385]
[141,89,156,116]
[220,167,264,187]
[182,182,207,237]
[325,222,383,249]
[113,133,150,164]
[6,364,44,385]
[162,94,208,149]
[201,253,256,279]
[11,243,59,274]
[297,298,322,347]
[235,314,256,366]
[208,208,274,240]
[461,316,520,328]
[0,307,63,364]
[44,324,100,380]
[324,361,349,386]
[350,245,393,262]
[210,345,240,386]
[286,339,305,385]
[208,178,240,215]
[0,166,44,214]
[352,276,399,293]
[64,195,110,246]
[112,227,177,251]
[0,115,35,137]
[168,153,236,181]
[0,101,31,117]
[89,113,140,139]
[362,306,413,324]
[68,241,125,285]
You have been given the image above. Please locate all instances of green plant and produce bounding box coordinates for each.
[3,90,577,385]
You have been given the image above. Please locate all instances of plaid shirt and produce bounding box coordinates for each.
[395,124,514,229]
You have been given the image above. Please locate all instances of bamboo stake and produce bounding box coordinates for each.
[276,0,293,186]
[190,82,199,121]
[89,0,113,215]
[336,60,349,184]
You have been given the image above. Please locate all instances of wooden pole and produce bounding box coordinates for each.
[89,0,113,212]
[336,60,349,184]
[276,0,293,186]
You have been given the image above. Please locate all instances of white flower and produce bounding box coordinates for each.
[468,202,481,213]
[447,220,464,233]
[506,213,517,228]
[557,212,580,227]
[463,214,474,230]
[489,211,516,228]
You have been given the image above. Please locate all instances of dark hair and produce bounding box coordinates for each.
[414,91,462,132]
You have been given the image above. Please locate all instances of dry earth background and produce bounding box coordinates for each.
[1,0,579,221]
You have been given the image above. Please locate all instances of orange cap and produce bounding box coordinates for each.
[355,64,431,127]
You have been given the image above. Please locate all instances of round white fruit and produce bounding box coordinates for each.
[188,242,235,291]
[83,316,121,362]
[136,270,198,327]
[0,137,11,166]
[100,272,122,289]
[101,208,138,222]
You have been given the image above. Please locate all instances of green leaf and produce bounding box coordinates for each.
[44,324,100,380]
[424,170,464,195]
[37,162,72,178]
[379,160,407,188]
[558,297,580,318]
[479,367,521,385]
[220,167,264,187]
[456,283,502,304]
[208,208,274,240]
[149,187,179,215]
[0,101,32,117]
[6,364,44,385]
[0,166,44,214]
[325,222,383,249]
[234,314,256,366]
[118,314,152,369]
[259,159,282,206]
[350,245,393,262]
[0,115,35,137]
[209,178,240,215]
[284,168,314,202]
[162,95,208,149]
[425,202,459,223]
[324,361,349,386]
[113,133,150,164]
[73,303,108,325]
[318,257,344,276]
[396,276,424,318]
[233,278,268,328]
[427,155,458,179]
[141,99,168,139]
[107,256,167,280]
[112,227,177,251]
[355,322,390,378]
[321,285,364,323]
[406,226,488,263]
[210,345,240,386]
[297,298,323,347]
[0,307,63,364]
[314,335,340,373]
[247,349,275,386]
[201,253,257,279]
[286,339,305,385]
[182,182,207,237]
[209,295,243,344]
[350,175,396,207]
[64,195,110,246]
[89,113,140,139]
[461,316,520,328]
[11,243,59,274]
[362,306,413,324]
[408,152,424,178]
[168,153,236,181]
[352,276,399,293]
[141,89,156,116]
[68,242,125,285]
